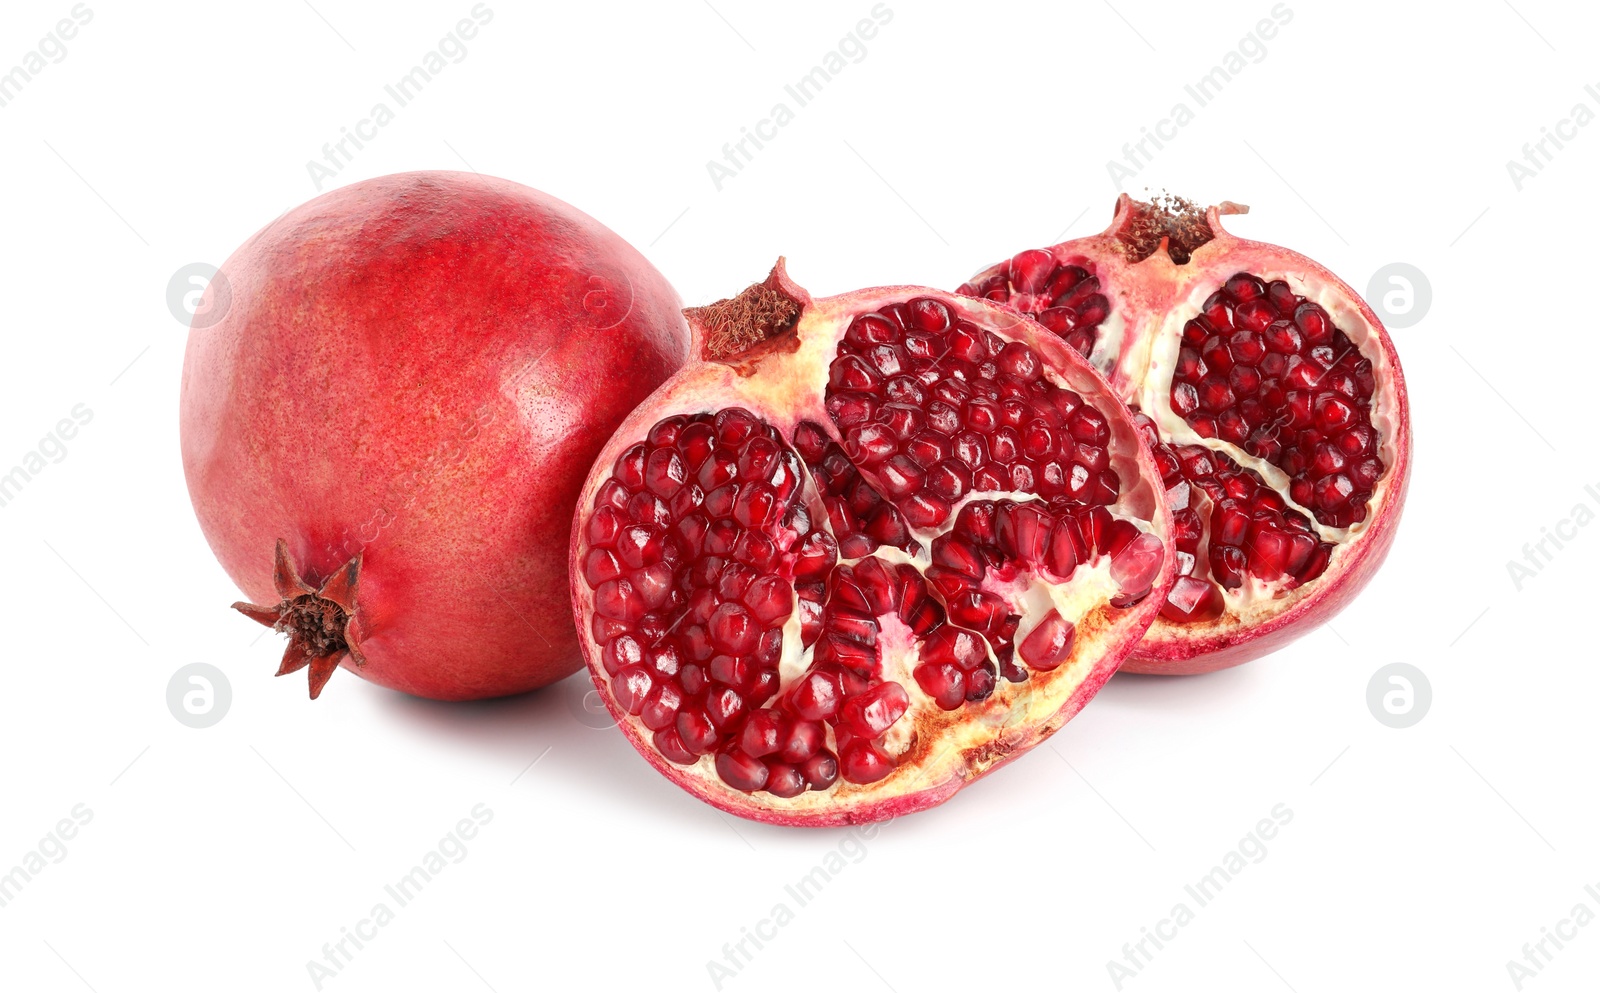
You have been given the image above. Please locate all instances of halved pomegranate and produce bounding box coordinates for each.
[569,262,1174,825]
[959,195,1411,674]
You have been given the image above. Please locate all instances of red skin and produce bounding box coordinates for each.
[182,171,688,700]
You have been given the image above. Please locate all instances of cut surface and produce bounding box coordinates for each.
[573,283,1173,819]
[958,196,1410,671]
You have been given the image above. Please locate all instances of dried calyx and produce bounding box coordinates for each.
[234,540,366,699]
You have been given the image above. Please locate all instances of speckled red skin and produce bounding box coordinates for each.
[569,267,1174,826]
[182,171,689,701]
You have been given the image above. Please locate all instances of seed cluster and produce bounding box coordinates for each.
[958,249,1110,358]
[1171,273,1383,529]
[580,297,1162,798]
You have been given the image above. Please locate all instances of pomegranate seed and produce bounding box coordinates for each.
[965,663,997,701]
[948,591,1007,634]
[740,709,785,757]
[1046,516,1084,577]
[839,740,894,784]
[1235,299,1275,333]
[612,666,655,716]
[640,683,683,731]
[676,706,718,754]
[1110,533,1165,599]
[705,686,747,731]
[583,549,624,587]
[1018,610,1075,670]
[750,761,802,798]
[921,625,988,669]
[1171,382,1200,416]
[914,662,966,710]
[838,682,910,738]
[715,408,761,445]
[653,728,696,765]
[709,602,758,655]
[1007,249,1055,294]
[789,670,842,721]
[1211,545,1246,590]
[996,341,1041,380]
[1069,408,1109,445]
[716,746,769,792]
[709,654,752,691]
[594,579,644,622]
[801,751,840,790]
[1160,576,1225,623]
[779,720,824,763]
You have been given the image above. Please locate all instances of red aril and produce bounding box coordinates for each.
[959,195,1411,674]
[183,172,689,700]
[570,261,1175,825]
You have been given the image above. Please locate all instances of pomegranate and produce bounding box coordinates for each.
[958,195,1410,674]
[569,261,1174,825]
[182,171,689,700]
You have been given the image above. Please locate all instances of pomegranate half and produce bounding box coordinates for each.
[569,262,1174,825]
[959,195,1410,674]
[183,171,689,700]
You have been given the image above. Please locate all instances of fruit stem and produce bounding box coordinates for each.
[1115,193,1249,264]
[684,258,810,362]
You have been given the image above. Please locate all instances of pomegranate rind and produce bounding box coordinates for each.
[182,171,690,700]
[569,272,1174,826]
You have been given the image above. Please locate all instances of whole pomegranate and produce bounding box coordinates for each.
[570,262,1174,825]
[182,171,689,700]
[959,195,1411,674]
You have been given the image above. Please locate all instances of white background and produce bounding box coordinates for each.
[1,1,1595,990]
